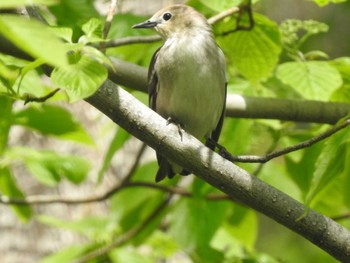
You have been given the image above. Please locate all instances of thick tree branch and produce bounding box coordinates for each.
[109,58,350,124]
[83,80,350,261]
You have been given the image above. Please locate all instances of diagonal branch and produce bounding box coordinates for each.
[84,79,350,261]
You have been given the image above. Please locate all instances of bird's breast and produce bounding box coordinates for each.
[155,35,226,139]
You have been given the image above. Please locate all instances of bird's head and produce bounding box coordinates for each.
[132,4,209,38]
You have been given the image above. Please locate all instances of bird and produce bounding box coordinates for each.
[133,4,227,182]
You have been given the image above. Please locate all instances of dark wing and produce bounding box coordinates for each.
[205,82,227,150]
[148,48,175,182]
[148,47,161,111]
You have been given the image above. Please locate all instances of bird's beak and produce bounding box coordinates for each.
[132,20,158,29]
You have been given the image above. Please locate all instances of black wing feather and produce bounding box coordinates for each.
[148,48,175,182]
[205,82,227,150]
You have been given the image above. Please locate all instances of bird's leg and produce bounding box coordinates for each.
[206,138,235,162]
[166,117,185,141]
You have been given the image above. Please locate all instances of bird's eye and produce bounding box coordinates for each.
[163,12,172,21]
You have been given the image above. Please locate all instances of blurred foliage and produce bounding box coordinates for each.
[0,0,350,263]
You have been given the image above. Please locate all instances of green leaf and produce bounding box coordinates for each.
[169,196,228,251]
[343,146,350,208]
[199,0,242,12]
[14,104,94,145]
[0,167,32,222]
[276,61,343,100]
[0,15,68,67]
[6,147,91,186]
[285,143,324,200]
[40,245,89,263]
[0,95,13,154]
[110,248,153,263]
[51,53,107,102]
[38,215,117,239]
[80,18,105,43]
[97,128,130,182]
[308,0,346,6]
[0,0,58,8]
[305,124,350,205]
[220,14,281,83]
[50,27,74,43]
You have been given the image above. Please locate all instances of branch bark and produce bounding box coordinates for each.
[85,80,350,261]
[109,58,350,124]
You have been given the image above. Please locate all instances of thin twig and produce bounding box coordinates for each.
[225,118,350,163]
[105,5,240,48]
[23,88,60,105]
[104,35,161,48]
[122,142,147,182]
[101,0,118,52]
[332,213,350,221]
[207,6,240,25]
[0,180,230,206]
[74,194,173,263]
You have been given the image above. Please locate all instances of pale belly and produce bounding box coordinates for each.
[156,64,225,139]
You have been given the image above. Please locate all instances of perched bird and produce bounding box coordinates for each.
[133,4,227,182]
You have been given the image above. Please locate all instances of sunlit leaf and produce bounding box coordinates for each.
[305,124,350,205]
[220,14,281,83]
[6,147,91,186]
[51,53,107,102]
[110,248,153,263]
[169,193,228,251]
[38,215,117,239]
[14,104,94,145]
[276,61,343,100]
[0,0,58,8]
[199,0,242,12]
[308,0,346,6]
[0,15,68,67]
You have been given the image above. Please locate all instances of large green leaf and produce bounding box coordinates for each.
[309,0,346,6]
[211,207,257,258]
[0,167,32,222]
[285,143,324,200]
[38,215,117,240]
[169,193,228,252]
[276,61,342,100]
[51,53,107,102]
[6,147,91,186]
[0,15,68,67]
[305,124,350,205]
[199,0,242,12]
[14,104,94,145]
[220,14,281,83]
[0,0,58,8]
[109,249,153,263]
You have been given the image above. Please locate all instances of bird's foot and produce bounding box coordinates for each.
[206,138,235,162]
[166,117,185,141]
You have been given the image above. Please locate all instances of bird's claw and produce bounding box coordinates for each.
[166,117,184,141]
